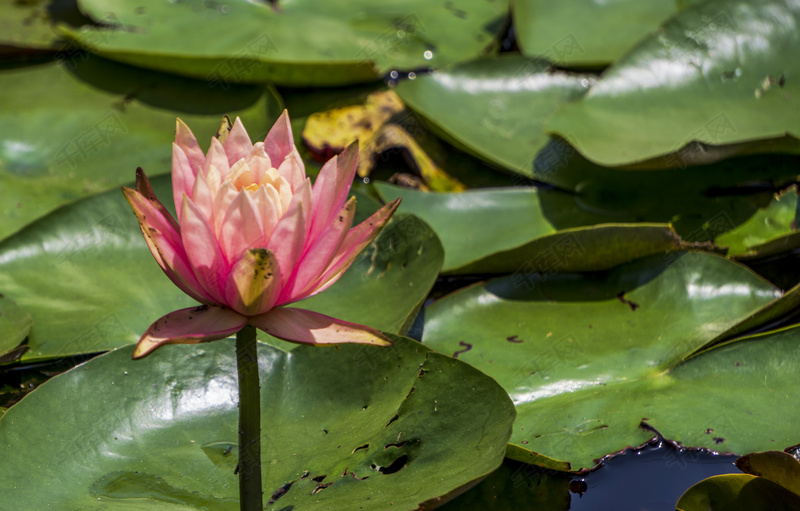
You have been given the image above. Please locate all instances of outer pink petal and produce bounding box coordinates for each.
[122,185,214,304]
[280,197,356,303]
[175,119,205,168]
[308,141,358,241]
[132,305,247,358]
[134,167,178,232]
[181,196,229,302]
[266,194,306,288]
[218,189,265,263]
[304,198,400,298]
[224,248,282,316]
[264,110,293,166]
[250,307,392,346]
[223,117,253,165]
[172,143,196,220]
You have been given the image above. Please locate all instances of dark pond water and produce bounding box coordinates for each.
[569,440,739,511]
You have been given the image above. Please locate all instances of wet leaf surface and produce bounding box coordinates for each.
[0,335,515,509]
[61,0,507,86]
[547,0,800,166]
[422,252,796,470]
[376,182,681,274]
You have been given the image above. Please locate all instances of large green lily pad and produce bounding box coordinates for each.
[513,0,677,66]
[0,175,443,361]
[422,251,798,470]
[60,0,506,86]
[0,56,278,242]
[0,335,515,509]
[395,56,591,177]
[546,0,800,166]
[375,182,681,274]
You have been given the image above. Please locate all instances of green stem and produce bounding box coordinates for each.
[236,324,263,511]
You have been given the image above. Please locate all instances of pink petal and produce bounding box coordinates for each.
[181,196,229,302]
[134,167,178,232]
[122,186,214,304]
[218,189,265,263]
[277,145,306,192]
[305,198,400,298]
[204,137,231,179]
[223,117,253,165]
[264,110,294,166]
[190,166,215,224]
[224,248,282,316]
[250,307,392,346]
[132,305,247,358]
[250,186,279,242]
[172,143,196,220]
[308,141,359,241]
[265,193,306,288]
[280,197,356,303]
[175,119,205,168]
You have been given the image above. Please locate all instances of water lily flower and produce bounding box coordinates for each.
[123,111,399,358]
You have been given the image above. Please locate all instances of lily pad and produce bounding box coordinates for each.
[375,182,681,274]
[716,186,800,258]
[0,295,32,360]
[0,335,516,509]
[422,251,794,470]
[0,175,443,361]
[0,55,278,241]
[513,0,677,66]
[546,0,800,166]
[395,56,592,177]
[737,451,800,497]
[60,0,507,86]
[0,0,72,52]
[676,474,800,511]
[436,459,572,511]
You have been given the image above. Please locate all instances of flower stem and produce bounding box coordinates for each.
[236,324,263,511]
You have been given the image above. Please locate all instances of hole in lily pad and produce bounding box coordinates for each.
[371,454,409,475]
[352,443,370,453]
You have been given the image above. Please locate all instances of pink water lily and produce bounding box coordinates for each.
[123,111,399,358]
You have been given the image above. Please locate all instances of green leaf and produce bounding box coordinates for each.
[422,252,789,470]
[716,186,800,258]
[546,0,800,166]
[375,182,681,274]
[0,335,516,509]
[0,56,279,242]
[676,474,800,511]
[395,56,592,177]
[0,0,70,51]
[435,459,572,511]
[513,0,678,66]
[60,0,507,86]
[736,451,800,497]
[0,295,32,359]
[0,176,443,361]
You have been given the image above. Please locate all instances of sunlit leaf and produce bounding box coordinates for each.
[0,336,515,509]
